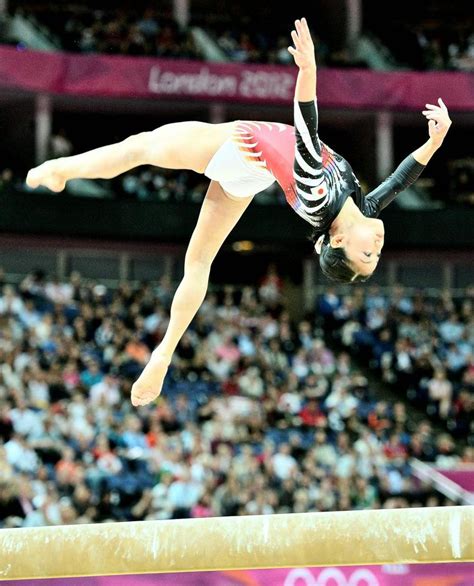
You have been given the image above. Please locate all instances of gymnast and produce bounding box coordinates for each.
[26,18,452,406]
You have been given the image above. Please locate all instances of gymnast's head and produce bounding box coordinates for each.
[314,217,385,283]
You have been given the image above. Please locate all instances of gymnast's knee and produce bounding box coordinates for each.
[184,256,213,276]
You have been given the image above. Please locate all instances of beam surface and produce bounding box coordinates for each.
[0,506,473,581]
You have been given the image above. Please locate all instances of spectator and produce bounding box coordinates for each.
[90,374,121,407]
[428,370,453,419]
[167,468,202,518]
[299,399,327,429]
[50,130,73,159]
[5,433,41,474]
[259,264,283,308]
[271,443,297,480]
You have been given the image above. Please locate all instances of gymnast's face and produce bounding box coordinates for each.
[332,218,385,277]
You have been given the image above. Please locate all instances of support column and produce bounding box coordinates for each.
[443,262,453,290]
[387,260,398,287]
[173,0,190,28]
[375,111,394,182]
[35,94,52,165]
[0,1,8,42]
[209,103,226,124]
[119,254,130,282]
[346,0,362,45]
[57,251,68,281]
[163,254,174,279]
[303,258,315,312]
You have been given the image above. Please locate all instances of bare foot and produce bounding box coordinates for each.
[26,160,67,193]
[131,353,171,407]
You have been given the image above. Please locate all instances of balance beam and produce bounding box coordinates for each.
[0,506,473,581]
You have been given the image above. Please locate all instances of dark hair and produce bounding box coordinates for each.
[314,232,371,284]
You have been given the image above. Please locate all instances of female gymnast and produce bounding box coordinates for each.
[26,18,452,406]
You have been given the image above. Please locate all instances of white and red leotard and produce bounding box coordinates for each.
[204,99,425,233]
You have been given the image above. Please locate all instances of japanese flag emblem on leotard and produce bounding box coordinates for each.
[310,182,328,200]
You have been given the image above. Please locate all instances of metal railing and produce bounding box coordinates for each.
[411,459,474,506]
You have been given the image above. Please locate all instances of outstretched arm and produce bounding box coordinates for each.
[289,18,334,229]
[288,17,316,102]
[413,98,452,163]
[365,98,452,215]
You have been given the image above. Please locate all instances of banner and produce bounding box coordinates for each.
[436,468,474,493]
[2,564,473,586]
[0,46,473,110]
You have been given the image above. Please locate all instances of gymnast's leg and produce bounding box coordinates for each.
[26,121,235,191]
[130,181,253,407]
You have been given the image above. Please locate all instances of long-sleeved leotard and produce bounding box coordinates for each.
[238,100,426,235]
[291,100,426,234]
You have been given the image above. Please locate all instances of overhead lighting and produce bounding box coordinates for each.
[232,240,255,252]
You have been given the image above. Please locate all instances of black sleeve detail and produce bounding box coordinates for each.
[294,100,320,161]
[363,155,426,217]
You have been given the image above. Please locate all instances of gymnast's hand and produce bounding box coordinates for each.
[422,98,452,148]
[288,17,316,71]
[26,160,67,193]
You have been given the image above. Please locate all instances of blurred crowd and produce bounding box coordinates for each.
[15,4,202,59]
[414,25,474,71]
[369,16,474,72]
[317,285,474,440]
[115,167,283,205]
[0,268,471,529]
[197,18,340,67]
[10,3,473,71]
[12,2,344,66]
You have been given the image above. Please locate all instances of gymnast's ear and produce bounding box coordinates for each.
[329,233,345,249]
